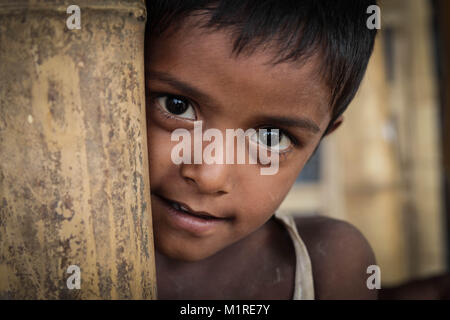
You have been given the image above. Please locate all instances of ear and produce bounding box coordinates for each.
[324,116,344,136]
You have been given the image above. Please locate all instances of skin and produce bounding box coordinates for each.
[145,17,377,299]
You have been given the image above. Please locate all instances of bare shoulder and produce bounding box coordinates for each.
[294,215,378,300]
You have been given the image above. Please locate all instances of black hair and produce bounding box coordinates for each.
[146,0,378,133]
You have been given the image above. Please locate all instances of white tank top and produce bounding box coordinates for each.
[274,211,315,300]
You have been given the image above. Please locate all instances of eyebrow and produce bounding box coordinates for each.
[260,115,321,134]
[147,70,217,108]
[148,70,321,134]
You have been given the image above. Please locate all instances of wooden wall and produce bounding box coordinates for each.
[279,0,447,286]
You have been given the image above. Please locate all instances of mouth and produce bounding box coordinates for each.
[158,194,226,219]
[167,199,221,220]
[152,193,231,236]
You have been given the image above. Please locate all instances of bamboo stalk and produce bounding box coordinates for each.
[0,0,157,299]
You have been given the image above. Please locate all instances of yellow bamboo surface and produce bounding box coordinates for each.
[0,0,157,299]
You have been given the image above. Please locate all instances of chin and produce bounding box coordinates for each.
[156,241,219,262]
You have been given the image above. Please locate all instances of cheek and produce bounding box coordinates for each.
[146,122,174,185]
[234,169,298,228]
[261,174,296,206]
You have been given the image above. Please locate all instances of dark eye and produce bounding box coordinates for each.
[156,95,196,120]
[250,127,292,152]
[259,128,279,147]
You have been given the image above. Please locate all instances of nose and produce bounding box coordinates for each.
[180,162,232,195]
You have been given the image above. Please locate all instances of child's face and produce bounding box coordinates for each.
[146,19,333,261]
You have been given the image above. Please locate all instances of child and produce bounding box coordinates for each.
[145,0,378,299]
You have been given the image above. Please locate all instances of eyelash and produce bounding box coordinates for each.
[259,126,300,148]
[156,103,185,121]
[149,92,302,154]
[151,93,197,122]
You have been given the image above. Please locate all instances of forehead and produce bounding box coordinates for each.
[147,18,332,129]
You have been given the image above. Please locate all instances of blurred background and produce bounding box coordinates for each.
[278,0,450,287]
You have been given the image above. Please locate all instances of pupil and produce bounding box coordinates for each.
[166,96,188,115]
[261,129,279,147]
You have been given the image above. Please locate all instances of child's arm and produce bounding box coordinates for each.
[379,274,450,300]
[296,216,378,300]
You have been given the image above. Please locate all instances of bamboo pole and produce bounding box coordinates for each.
[0,0,157,299]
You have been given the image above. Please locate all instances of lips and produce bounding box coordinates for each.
[152,193,231,236]
[156,194,227,220]
[169,201,215,220]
